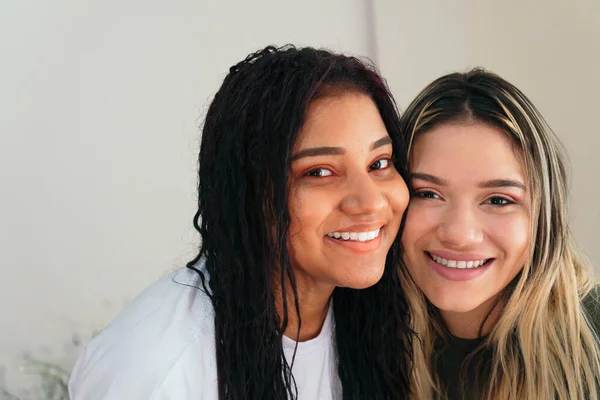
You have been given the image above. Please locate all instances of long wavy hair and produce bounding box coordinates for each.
[186,45,414,400]
[400,68,600,399]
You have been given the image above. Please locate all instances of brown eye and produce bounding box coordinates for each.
[414,191,441,199]
[369,158,391,171]
[305,168,333,178]
[487,196,513,206]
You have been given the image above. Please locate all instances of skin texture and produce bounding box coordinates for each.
[402,122,531,338]
[283,92,409,340]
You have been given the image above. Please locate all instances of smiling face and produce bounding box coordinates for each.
[287,92,409,294]
[401,122,531,335]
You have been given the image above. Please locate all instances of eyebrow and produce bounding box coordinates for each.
[290,146,344,161]
[478,179,526,190]
[411,173,526,190]
[291,136,392,161]
[410,172,448,186]
[371,136,392,150]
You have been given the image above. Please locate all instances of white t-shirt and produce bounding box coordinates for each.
[68,263,342,400]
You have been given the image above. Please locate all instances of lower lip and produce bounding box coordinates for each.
[426,253,493,282]
[325,230,383,253]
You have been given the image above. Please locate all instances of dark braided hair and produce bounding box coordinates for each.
[187,45,414,400]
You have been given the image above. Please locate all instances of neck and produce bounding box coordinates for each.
[440,295,504,339]
[275,275,334,342]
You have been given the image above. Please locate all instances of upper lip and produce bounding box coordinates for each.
[427,250,493,261]
[327,223,385,234]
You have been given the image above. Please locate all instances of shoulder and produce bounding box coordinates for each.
[69,265,218,400]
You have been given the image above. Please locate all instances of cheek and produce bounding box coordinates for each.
[288,187,334,236]
[400,209,425,281]
[386,177,410,216]
[488,212,530,263]
[401,202,436,248]
[401,205,430,281]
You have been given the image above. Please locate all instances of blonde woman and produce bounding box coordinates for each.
[399,68,600,399]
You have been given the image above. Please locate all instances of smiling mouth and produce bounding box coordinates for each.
[326,227,382,243]
[426,252,494,269]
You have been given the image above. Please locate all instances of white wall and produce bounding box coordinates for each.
[0,0,374,395]
[374,0,600,270]
[373,0,474,107]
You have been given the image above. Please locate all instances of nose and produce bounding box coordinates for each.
[340,172,387,216]
[436,202,484,248]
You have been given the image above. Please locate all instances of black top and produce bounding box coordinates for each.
[436,334,485,400]
[436,288,600,400]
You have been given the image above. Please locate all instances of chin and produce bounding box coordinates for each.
[340,264,386,289]
[428,296,482,314]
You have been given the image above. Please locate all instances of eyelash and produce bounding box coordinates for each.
[305,168,333,178]
[369,158,391,171]
[413,190,440,200]
[485,196,515,206]
[413,191,516,206]
[304,157,392,178]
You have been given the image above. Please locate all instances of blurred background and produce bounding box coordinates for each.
[1,0,598,397]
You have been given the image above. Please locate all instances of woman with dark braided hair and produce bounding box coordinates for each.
[68,45,414,399]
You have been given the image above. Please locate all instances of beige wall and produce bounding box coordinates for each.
[373,0,474,106]
[374,0,600,270]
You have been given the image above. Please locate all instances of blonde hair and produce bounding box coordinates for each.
[400,68,600,399]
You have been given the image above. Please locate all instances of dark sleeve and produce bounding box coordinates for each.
[582,286,600,336]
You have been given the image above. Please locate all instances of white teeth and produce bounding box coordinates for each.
[327,228,381,242]
[431,254,489,269]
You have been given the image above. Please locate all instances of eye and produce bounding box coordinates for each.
[305,168,333,178]
[369,158,391,171]
[485,196,514,206]
[413,190,441,200]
